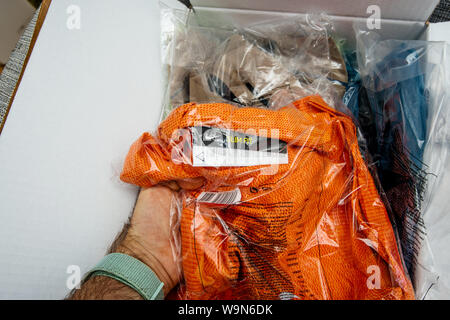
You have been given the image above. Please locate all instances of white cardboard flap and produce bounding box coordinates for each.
[192,0,439,22]
[0,0,162,299]
[427,21,450,42]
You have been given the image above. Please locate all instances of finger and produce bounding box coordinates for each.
[159,181,181,192]
[176,177,205,190]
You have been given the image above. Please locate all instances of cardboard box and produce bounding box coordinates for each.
[0,0,447,299]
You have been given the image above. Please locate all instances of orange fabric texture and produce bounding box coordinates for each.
[121,96,415,300]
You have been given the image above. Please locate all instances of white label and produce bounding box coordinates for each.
[190,126,288,167]
[192,145,288,167]
[197,188,242,205]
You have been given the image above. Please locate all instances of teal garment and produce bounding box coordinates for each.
[342,52,361,116]
[356,41,431,284]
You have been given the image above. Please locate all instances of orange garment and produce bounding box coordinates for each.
[121,96,415,300]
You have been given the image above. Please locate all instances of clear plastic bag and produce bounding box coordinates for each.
[355,29,450,299]
[160,8,348,121]
[120,94,414,299]
[415,44,450,300]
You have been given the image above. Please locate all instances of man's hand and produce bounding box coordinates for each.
[115,186,179,295]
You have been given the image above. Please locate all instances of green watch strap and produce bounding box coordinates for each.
[85,253,164,300]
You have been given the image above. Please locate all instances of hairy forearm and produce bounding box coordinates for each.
[70,275,143,300]
[68,241,172,300]
[69,242,173,300]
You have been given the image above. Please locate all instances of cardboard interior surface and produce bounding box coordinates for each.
[0,0,444,299]
[0,0,163,299]
[190,7,428,48]
[192,0,440,22]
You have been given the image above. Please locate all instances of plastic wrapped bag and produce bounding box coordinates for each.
[160,9,348,120]
[416,44,450,299]
[355,29,450,298]
[120,95,414,299]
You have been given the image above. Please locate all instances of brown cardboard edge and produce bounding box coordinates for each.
[0,0,52,135]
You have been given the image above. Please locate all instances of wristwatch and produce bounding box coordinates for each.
[84,253,164,300]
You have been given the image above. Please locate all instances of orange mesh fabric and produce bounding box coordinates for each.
[121,96,414,300]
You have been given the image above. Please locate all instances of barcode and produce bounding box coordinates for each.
[197,188,241,205]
